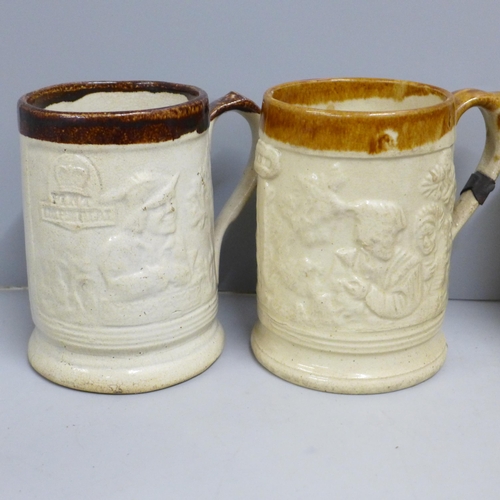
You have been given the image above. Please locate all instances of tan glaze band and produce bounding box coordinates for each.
[261,78,455,154]
[18,81,209,145]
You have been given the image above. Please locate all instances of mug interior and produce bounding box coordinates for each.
[271,79,450,113]
[45,91,189,113]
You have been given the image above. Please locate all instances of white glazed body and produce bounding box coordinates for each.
[252,131,456,393]
[21,130,222,393]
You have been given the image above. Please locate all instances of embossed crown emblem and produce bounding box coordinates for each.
[42,154,116,231]
[55,162,90,196]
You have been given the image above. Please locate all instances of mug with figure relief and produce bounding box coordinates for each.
[251,77,500,394]
[18,80,259,393]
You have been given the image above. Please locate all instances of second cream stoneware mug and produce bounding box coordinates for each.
[18,81,259,393]
[251,77,500,394]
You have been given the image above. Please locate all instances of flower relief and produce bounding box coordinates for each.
[420,154,456,206]
[415,203,443,282]
[254,139,281,179]
[413,201,452,314]
[415,203,443,255]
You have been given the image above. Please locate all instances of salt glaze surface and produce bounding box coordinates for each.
[251,78,500,394]
[19,82,259,393]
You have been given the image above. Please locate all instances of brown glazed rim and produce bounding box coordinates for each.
[261,77,456,154]
[18,81,210,144]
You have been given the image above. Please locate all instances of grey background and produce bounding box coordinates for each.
[2,0,500,298]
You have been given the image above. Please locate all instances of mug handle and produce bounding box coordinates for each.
[209,92,260,281]
[452,89,500,239]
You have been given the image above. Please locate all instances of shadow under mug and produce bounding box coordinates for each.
[251,77,500,394]
[18,80,259,393]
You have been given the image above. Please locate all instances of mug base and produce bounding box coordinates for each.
[28,319,224,394]
[251,320,447,394]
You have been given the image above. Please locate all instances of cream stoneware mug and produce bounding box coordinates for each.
[18,81,259,393]
[251,77,500,394]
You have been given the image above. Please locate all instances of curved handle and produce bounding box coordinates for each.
[209,92,260,281]
[452,89,500,239]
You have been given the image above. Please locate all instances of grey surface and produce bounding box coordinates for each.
[3,1,500,297]
[1,289,500,499]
